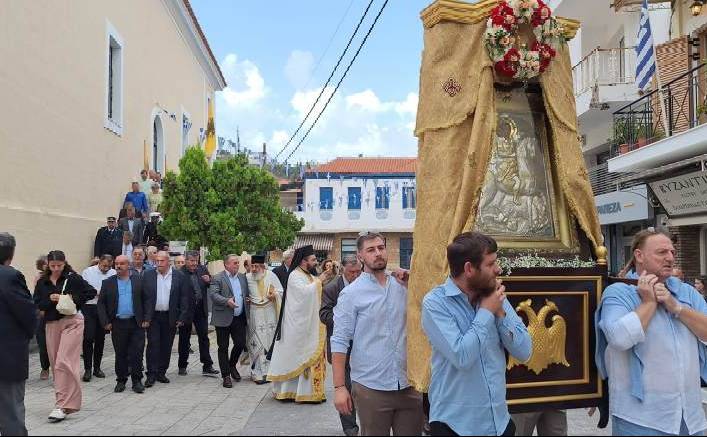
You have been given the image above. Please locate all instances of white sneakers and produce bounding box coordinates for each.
[48,408,67,422]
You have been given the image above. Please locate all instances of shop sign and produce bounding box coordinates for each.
[650,171,707,217]
[594,185,650,225]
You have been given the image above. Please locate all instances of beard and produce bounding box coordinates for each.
[253,271,265,281]
[364,257,387,272]
[467,273,497,304]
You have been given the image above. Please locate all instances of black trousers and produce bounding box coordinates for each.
[430,419,515,436]
[215,314,246,378]
[178,301,213,369]
[82,305,106,371]
[0,380,27,436]
[36,317,49,371]
[111,318,146,383]
[146,312,176,378]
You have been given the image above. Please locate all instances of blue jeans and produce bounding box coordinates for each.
[613,416,705,436]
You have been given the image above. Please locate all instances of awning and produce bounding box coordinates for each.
[290,234,334,252]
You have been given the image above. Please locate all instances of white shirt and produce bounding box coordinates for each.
[81,265,116,305]
[122,243,133,261]
[127,219,135,233]
[155,268,173,311]
[604,307,707,434]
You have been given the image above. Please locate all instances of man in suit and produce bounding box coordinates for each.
[0,233,37,436]
[319,255,362,436]
[178,251,218,377]
[119,206,145,246]
[209,254,249,388]
[97,255,151,394]
[273,249,293,293]
[93,217,123,258]
[142,251,190,388]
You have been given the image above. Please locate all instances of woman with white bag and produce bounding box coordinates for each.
[34,251,96,423]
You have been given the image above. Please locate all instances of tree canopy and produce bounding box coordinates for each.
[160,147,303,261]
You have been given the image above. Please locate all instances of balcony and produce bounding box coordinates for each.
[573,47,640,119]
[608,63,707,172]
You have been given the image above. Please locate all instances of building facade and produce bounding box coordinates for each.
[0,0,226,276]
[561,0,707,278]
[293,157,416,269]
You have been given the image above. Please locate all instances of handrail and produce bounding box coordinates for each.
[614,62,707,115]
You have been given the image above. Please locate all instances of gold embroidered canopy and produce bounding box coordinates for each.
[407,0,604,392]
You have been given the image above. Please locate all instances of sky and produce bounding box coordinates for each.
[190,0,432,163]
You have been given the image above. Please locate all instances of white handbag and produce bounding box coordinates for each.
[56,274,77,316]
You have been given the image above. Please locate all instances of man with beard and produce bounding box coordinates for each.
[332,232,422,436]
[422,232,532,436]
[267,245,327,403]
[245,255,283,383]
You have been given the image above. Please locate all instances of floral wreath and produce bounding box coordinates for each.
[484,0,566,80]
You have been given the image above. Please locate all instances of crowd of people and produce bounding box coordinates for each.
[2,217,707,436]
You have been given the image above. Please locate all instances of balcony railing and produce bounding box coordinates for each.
[611,62,707,157]
[573,47,637,96]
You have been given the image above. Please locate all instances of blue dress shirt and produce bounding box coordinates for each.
[332,272,408,391]
[228,273,244,317]
[422,277,532,436]
[596,273,707,435]
[116,278,134,319]
[124,191,149,214]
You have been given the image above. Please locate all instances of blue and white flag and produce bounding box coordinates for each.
[635,0,656,90]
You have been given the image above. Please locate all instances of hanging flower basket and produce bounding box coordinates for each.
[484,0,566,80]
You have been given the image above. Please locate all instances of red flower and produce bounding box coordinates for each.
[492,14,506,27]
[531,2,552,27]
[495,61,518,78]
[532,42,556,60]
[504,48,521,63]
[540,58,551,72]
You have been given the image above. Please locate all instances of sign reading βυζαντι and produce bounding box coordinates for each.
[649,171,707,217]
[594,185,650,225]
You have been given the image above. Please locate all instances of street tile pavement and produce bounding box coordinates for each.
[22,330,706,435]
[25,332,271,436]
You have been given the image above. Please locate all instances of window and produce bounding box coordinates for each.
[348,187,361,210]
[402,187,416,209]
[400,237,414,269]
[182,112,192,155]
[375,187,390,209]
[105,22,123,135]
[320,187,334,210]
[341,238,357,261]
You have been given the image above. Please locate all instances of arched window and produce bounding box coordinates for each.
[153,115,165,173]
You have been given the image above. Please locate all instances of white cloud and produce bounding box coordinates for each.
[214,53,418,162]
[346,89,385,112]
[220,53,267,108]
[284,50,314,89]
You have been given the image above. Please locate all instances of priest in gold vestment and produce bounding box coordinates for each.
[245,255,283,384]
[266,245,327,403]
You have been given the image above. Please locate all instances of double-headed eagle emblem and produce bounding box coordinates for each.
[507,299,570,374]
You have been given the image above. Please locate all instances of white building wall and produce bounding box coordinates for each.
[300,177,416,233]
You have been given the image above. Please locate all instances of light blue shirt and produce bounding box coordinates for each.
[117,278,134,319]
[597,274,707,435]
[228,272,244,317]
[332,272,408,391]
[422,277,532,436]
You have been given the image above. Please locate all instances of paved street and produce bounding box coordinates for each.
[22,333,702,436]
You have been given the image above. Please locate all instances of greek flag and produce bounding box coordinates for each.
[635,0,656,90]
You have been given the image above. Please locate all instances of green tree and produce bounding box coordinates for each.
[161,147,303,261]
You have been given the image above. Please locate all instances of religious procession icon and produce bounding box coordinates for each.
[408,0,609,413]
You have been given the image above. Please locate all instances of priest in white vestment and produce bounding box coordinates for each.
[245,255,283,384]
[267,245,327,403]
